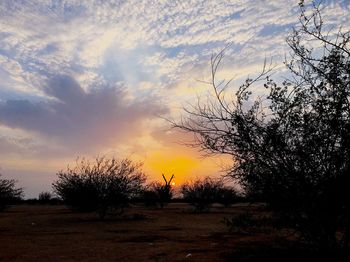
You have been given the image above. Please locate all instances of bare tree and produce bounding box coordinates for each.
[174,1,350,251]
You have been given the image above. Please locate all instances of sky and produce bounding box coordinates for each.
[0,0,349,198]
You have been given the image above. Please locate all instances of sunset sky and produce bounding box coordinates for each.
[0,0,349,197]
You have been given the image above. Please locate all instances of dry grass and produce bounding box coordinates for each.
[0,204,346,261]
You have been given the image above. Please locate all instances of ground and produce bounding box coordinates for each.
[0,204,347,261]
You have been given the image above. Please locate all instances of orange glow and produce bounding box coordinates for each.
[143,150,233,185]
[145,152,198,183]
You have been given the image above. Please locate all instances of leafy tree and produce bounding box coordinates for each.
[175,1,350,251]
[52,157,146,219]
[0,174,23,211]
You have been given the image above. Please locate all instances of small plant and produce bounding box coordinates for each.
[222,212,254,234]
[0,174,23,211]
[52,157,146,219]
[222,211,274,234]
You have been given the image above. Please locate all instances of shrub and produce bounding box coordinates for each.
[0,174,23,211]
[181,177,225,212]
[38,191,52,204]
[143,174,174,208]
[217,187,239,207]
[52,157,146,219]
[141,188,159,207]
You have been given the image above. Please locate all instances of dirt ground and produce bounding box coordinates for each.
[0,204,346,261]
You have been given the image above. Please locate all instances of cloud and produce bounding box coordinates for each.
[1,0,348,100]
[0,75,167,152]
[1,0,348,143]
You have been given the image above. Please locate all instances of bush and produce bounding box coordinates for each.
[38,191,53,204]
[141,189,159,207]
[217,187,239,207]
[52,157,146,219]
[181,177,231,212]
[0,174,23,211]
[143,174,174,208]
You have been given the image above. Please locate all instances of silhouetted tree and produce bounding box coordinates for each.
[0,174,23,211]
[175,1,350,251]
[52,157,146,219]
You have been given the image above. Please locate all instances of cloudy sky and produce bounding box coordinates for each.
[0,0,349,197]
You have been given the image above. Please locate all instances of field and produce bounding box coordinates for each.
[0,204,346,261]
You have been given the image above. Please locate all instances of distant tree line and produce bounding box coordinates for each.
[0,156,240,219]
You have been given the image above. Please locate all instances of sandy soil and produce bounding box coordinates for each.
[0,204,346,261]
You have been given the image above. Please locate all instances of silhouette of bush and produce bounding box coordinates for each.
[181,177,229,212]
[143,174,174,208]
[52,157,146,219]
[38,191,52,203]
[175,1,350,250]
[217,187,240,207]
[38,192,52,202]
[0,174,23,211]
[141,188,159,207]
[152,182,172,208]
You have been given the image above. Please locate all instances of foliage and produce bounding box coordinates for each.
[175,1,350,250]
[0,174,23,211]
[52,157,146,219]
